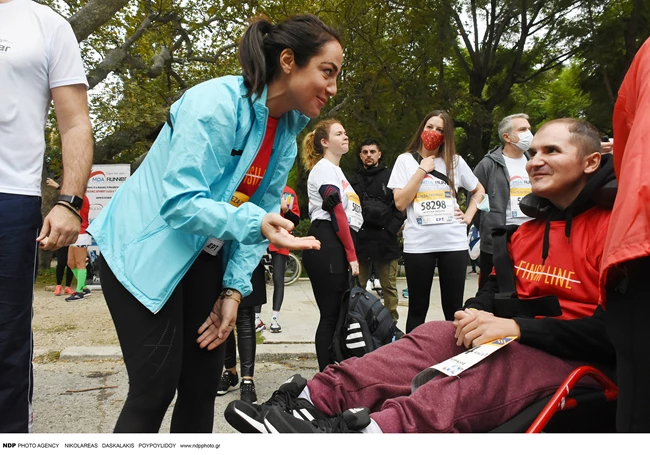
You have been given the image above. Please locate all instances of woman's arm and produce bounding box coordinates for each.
[459,182,486,225]
[320,184,357,263]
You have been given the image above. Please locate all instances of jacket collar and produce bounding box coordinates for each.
[486,145,530,165]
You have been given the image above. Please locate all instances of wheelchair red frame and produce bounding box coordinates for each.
[527,366,618,433]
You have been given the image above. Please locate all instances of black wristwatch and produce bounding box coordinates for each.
[58,194,83,210]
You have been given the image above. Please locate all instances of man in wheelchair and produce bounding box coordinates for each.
[225,118,617,433]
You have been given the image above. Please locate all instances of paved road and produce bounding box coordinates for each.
[32,273,480,433]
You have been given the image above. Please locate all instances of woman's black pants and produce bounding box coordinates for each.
[302,220,351,372]
[403,250,467,332]
[99,253,223,433]
[224,306,256,377]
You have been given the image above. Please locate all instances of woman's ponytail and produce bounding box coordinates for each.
[301,131,319,170]
[300,118,340,170]
[239,17,273,98]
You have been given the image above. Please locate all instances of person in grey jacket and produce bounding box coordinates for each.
[473,114,533,288]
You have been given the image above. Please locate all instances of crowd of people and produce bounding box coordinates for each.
[1,0,649,436]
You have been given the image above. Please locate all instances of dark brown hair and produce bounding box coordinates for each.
[404,110,458,192]
[238,14,341,98]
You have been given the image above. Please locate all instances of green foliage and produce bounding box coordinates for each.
[41,0,649,202]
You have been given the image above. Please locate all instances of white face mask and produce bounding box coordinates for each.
[513,130,534,151]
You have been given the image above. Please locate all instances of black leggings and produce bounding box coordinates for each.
[99,253,224,433]
[224,306,256,377]
[403,250,467,332]
[302,220,350,372]
[271,252,288,312]
[55,246,73,287]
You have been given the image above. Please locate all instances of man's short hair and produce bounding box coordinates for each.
[538,118,602,156]
[498,113,529,144]
[359,138,380,152]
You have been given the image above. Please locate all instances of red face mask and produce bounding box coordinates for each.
[421,130,444,151]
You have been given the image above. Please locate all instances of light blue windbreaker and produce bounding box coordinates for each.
[88,76,310,314]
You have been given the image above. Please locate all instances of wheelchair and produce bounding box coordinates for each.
[491,366,618,433]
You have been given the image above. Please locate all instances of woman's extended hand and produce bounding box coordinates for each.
[349,260,359,276]
[197,295,240,350]
[261,213,320,250]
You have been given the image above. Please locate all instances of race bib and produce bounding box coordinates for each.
[345,191,363,231]
[203,191,251,255]
[432,336,517,376]
[414,190,454,225]
[510,187,532,218]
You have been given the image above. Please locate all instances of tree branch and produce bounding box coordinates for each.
[68,0,131,43]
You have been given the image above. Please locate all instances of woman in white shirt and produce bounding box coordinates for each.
[301,119,362,371]
[388,110,485,332]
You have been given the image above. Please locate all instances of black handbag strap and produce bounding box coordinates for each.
[410,152,456,198]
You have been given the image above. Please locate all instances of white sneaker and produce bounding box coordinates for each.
[270,317,282,333]
[373,278,381,289]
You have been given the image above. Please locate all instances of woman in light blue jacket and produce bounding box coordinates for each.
[87,14,342,433]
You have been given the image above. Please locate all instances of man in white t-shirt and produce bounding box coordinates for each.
[0,0,92,432]
[473,113,532,289]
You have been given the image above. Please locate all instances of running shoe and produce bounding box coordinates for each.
[224,374,325,433]
[64,286,75,295]
[269,317,281,333]
[255,318,266,333]
[240,379,258,404]
[53,285,62,296]
[217,370,239,396]
[402,288,409,299]
[65,292,85,302]
[263,406,371,433]
[83,288,91,296]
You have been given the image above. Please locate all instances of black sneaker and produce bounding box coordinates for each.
[240,379,257,404]
[217,370,239,396]
[264,406,371,433]
[83,288,91,296]
[65,292,85,302]
[224,374,325,433]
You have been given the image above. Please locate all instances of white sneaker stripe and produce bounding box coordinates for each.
[234,407,268,433]
[264,418,280,434]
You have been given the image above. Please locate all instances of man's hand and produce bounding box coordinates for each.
[453,309,520,348]
[261,213,320,250]
[197,294,240,350]
[36,205,80,250]
[349,260,359,276]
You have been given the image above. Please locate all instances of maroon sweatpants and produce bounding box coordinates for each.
[308,321,594,433]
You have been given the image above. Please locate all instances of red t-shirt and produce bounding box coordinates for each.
[235,117,279,199]
[508,206,611,319]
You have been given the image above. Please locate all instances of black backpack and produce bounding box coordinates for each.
[330,281,404,363]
